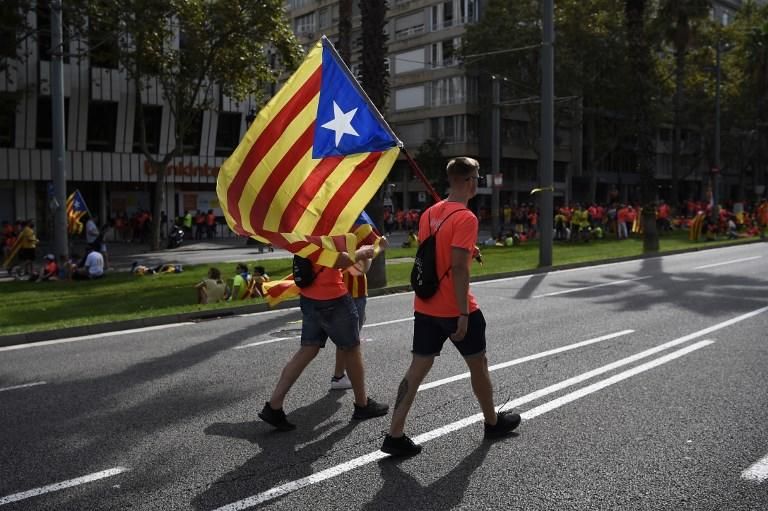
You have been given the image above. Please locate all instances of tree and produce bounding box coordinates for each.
[71,0,300,250]
[414,138,447,195]
[358,0,389,289]
[624,0,662,252]
[337,0,353,65]
[655,0,710,205]
[0,0,34,116]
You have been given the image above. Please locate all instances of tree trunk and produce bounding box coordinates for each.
[151,163,166,251]
[337,0,353,65]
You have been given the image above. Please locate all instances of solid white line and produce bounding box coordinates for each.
[693,256,762,270]
[0,381,46,393]
[532,276,651,298]
[741,452,768,482]
[419,329,635,391]
[364,317,414,328]
[211,341,714,510]
[0,323,193,352]
[0,467,129,506]
[522,340,713,419]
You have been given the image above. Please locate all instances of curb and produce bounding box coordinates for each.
[1,238,763,348]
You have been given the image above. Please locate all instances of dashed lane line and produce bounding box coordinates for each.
[0,381,46,393]
[532,276,652,298]
[693,256,762,270]
[741,452,768,482]
[0,467,129,506]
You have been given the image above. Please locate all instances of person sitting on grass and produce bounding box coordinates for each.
[227,263,250,301]
[247,265,270,298]
[73,247,105,280]
[33,253,59,282]
[196,267,227,304]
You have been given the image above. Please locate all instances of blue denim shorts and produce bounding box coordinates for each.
[352,296,366,331]
[300,294,360,350]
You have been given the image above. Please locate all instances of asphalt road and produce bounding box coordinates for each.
[1,242,767,511]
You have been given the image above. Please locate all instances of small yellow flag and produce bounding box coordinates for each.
[530,186,554,195]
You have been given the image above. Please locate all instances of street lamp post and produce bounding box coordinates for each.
[712,41,722,222]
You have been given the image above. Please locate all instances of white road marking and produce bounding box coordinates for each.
[0,467,129,506]
[693,256,762,270]
[0,381,46,393]
[532,276,651,298]
[233,317,414,350]
[0,323,193,352]
[419,330,635,391]
[212,341,714,510]
[741,452,768,482]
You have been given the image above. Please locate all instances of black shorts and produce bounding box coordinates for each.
[19,248,36,261]
[412,310,486,358]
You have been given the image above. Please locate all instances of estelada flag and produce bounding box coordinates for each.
[262,210,382,307]
[66,190,89,235]
[217,36,401,268]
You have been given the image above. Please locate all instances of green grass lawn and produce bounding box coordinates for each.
[0,231,759,335]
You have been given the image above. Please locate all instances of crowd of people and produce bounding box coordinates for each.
[2,218,107,282]
[195,263,270,304]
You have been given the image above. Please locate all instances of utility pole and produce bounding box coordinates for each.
[539,0,554,267]
[51,0,68,259]
[491,76,500,238]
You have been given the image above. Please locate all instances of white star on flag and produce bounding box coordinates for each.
[321,101,359,147]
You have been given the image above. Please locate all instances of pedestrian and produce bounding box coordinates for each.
[206,209,217,239]
[258,245,389,431]
[196,267,227,304]
[330,252,373,390]
[73,246,105,280]
[381,157,520,457]
[17,220,38,277]
[85,216,100,246]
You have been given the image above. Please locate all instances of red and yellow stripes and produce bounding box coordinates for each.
[216,39,398,269]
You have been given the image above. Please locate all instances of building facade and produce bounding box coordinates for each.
[0,2,253,236]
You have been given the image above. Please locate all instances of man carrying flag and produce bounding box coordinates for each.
[217,37,398,429]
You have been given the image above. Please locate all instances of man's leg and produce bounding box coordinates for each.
[269,345,320,409]
[333,349,345,379]
[464,354,497,425]
[388,355,435,438]
[341,346,368,407]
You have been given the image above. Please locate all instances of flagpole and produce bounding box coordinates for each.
[402,148,441,204]
[76,189,94,218]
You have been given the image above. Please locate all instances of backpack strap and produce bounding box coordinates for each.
[431,206,469,282]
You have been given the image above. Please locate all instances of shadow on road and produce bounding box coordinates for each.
[192,393,360,510]
[362,440,493,510]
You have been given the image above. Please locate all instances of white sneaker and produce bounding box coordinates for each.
[330,373,352,390]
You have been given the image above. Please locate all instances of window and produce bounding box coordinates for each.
[430,1,454,31]
[289,0,311,8]
[395,85,426,111]
[430,115,465,143]
[36,96,69,149]
[318,7,331,29]
[86,101,118,152]
[181,110,203,155]
[133,104,162,154]
[294,12,315,34]
[394,11,425,39]
[0,97,15,148]
[431,77,465,106]
[459,0,479,24]
[215,112,242,157]
[394,48,426,74]
[430,38,459,67]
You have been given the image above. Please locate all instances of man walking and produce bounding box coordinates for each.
[258,245,389,431]
[381,157,521,457]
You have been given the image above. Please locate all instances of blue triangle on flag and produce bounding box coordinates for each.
[313,38,399,159]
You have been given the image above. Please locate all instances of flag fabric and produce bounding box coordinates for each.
[216,36,401,269]
[262,210,383,307]
[66,190,89,235]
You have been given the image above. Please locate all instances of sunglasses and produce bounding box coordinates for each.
[466,175,486,186]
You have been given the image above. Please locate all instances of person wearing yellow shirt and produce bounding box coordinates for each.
[18,221,38,276]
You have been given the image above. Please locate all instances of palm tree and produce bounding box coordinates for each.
[658,0,710,206]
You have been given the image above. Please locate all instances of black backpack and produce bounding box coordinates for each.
[410,208,465,299]
[292,255,321,288]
